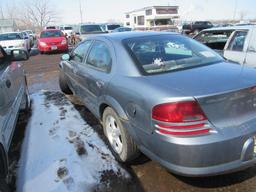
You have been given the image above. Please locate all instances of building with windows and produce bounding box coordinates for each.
[124,6,179,31]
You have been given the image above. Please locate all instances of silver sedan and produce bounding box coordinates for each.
[59,32,256,176]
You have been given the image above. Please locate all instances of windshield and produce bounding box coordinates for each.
[64,27,72,30]
[80,25,103,34]
[124,34,223,74]
[0,33,22,41]
[40,31,63,38]
[107,25,120,30]
[25,31,32,34]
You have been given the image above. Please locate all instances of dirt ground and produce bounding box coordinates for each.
[10,53,256,192]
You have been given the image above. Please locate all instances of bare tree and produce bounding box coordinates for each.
[20,0,58,30]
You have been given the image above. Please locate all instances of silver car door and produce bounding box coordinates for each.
[224,30,249,64]
[244,27,256,68]
[82,40,114,116]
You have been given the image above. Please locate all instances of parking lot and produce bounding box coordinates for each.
[8,52,256,192]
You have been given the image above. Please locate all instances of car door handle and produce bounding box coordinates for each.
[5,79,11,88]
[96,81,104,88]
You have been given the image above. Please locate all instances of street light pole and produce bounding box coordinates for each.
[233,0,238,21]
[79,0,83,23]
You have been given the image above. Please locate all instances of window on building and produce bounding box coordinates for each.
[126,14,130,18]
[126,22,130,26]
[134,17,136,24]
[137,16,145,25]
[146,9,152,15]
[156,8,178,14]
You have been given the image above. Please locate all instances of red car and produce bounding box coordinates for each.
[38,29,68,53]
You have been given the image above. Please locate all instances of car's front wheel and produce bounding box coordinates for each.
[59,72,72,94]
[103,107,140,163]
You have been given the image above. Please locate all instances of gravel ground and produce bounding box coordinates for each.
[9,52,256,192]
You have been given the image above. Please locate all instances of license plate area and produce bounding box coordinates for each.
[51,46,57,50]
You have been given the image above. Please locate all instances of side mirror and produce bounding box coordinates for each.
[11,49,29,61]
[61,54,70,61]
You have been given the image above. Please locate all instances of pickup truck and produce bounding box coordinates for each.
[0,46,30,191]
[194,25,256,68]
[182,21,213,35]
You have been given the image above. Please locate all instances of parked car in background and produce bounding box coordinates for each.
[24,30,36,41]
[194,27,235,54]
[45,26,58,30]
[0,46,30,191]
[60,26,73,38]
[101,24,121,33]
[59,32,256,177]
[21,31,33,49]
[112,27,132,33]
[78,24,106,41]
[182,21,213,35]
[0,32,30,56]
[194,25,256,68]
[38,29,68,54]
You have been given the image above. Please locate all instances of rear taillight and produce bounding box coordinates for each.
[152,101,211,136]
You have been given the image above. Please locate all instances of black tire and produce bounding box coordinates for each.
[0,178,10,192]
[59,72,72,94]
[40,51,44,54]
[103,107,140,163]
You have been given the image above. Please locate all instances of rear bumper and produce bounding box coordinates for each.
[129,122,256,176]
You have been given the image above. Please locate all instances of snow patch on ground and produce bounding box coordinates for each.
[17,91,129,192]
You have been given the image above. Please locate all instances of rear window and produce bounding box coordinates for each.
[194,30,234,50]
[124,35,223,74]
[64,27,72,30]
[0,33,22,41]
[107,25,120,30]
[80,25,103,34]
[40,31,63,38]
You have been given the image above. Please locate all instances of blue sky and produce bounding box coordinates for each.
[1,0,256,24]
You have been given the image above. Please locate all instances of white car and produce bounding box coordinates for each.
[194,25,256,68]
[60,26,73,38]
[20,31,32,50]
[0,32,30,56]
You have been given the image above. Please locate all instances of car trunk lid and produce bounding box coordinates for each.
[147,62,256,130]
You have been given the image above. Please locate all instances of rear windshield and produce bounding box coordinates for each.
[124,34,223,74]
[40,31,63,38]
[0,33,22,41]
[107,25,120,30]
[64,27,72,30]
[80,25,103,34]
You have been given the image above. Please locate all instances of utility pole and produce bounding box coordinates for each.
[79,0,83,24]
[0,6,4,19]
[233,0,238,21]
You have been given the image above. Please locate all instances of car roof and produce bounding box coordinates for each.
[201,25,255,32]
[89,31,179,41]
[0,32,21,35]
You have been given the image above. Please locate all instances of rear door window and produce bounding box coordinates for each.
[86,41,112,72]
[228,31,248,52]
[71,40,92,63]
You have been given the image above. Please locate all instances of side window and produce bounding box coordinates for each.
[248,29,256,52]
[71,40,92,63]
[86,41,112,72]
[228,31,248,52]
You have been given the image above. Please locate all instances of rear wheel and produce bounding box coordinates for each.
[59,72,72,94]
[0,178,10,192]
[103,107,140,163]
